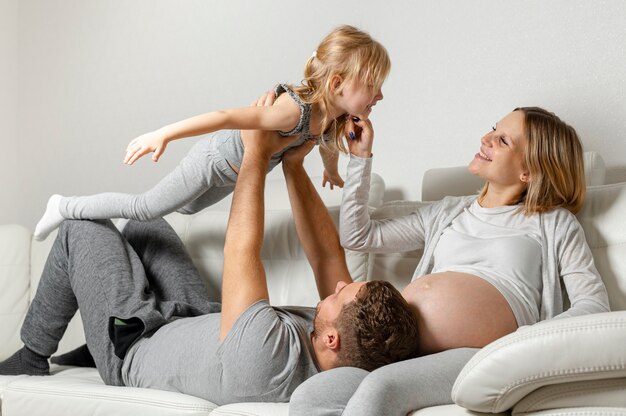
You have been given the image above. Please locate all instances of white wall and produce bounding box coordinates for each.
[0,0,18,225]
[10,0,626,230]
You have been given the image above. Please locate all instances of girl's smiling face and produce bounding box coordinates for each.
[333,77,384,121]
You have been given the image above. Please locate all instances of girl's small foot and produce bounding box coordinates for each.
[34,195,65,241]
[0,346,50,376]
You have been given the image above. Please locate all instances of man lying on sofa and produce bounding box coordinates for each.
[0,108,419,404]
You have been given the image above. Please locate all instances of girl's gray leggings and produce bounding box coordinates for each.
[60,139,237,221]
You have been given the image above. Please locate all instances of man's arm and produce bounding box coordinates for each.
[282,144,352,300]
[219,97,299,342]
[219,144,270,342]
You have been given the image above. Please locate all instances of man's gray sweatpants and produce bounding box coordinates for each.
[21,218,219,386]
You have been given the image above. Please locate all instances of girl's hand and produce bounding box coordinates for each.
[322,169,344,189]
[345,116,374,158]
[124,130,169,165]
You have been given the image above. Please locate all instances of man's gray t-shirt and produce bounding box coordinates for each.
[121,300,320,404]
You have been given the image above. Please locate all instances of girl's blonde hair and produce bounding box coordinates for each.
[292,25,391,153]
[480,107,586,215]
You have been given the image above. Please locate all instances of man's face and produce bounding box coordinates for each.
[314,281,366,330]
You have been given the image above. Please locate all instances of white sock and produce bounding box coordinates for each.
[114,218,130,233]
[33,195,65,241]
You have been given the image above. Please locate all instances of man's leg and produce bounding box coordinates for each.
[65,218,222,385]
[2,219,211,384]
[1,219,84,375]
[17,220,152,384]
[119,218,220,312]
[51,218,220,369]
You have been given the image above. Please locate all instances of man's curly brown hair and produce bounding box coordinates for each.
[334,280,420,371]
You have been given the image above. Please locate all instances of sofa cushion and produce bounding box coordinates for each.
[2,367,217,416]
[209,402,288,416]
[512,378,626,415]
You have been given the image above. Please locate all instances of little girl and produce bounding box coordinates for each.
[34,25,389,241]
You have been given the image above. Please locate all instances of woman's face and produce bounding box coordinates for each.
[468,111,529,187]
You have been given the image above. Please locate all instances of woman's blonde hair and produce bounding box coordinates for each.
[480,107,586,214]
[291,25,391,153]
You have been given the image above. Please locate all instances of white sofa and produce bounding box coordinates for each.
[1,152,625,416]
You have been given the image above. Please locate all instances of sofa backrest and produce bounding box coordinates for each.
[162,174,385,307]
[577,182,626,310]
[421,151,606,201]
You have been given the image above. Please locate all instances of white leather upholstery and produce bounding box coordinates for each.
[452,312,626,413]
[513,379,626,415]
[2,367,218,416]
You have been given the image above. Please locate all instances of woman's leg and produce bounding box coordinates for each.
[342,348,478,416]
[289,367,369,416]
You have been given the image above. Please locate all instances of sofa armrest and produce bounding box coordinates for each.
[451,311,626,413]
[0,224,31,360]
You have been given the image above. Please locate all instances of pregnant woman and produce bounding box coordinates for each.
[290,106,610,415]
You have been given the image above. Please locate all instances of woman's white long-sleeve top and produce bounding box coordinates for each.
[340,156,610,321]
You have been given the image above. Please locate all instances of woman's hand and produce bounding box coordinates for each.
[345,116,374,158]
[124,130,169,164]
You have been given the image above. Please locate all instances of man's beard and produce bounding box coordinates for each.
[312,302,326,339]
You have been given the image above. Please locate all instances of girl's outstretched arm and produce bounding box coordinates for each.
[123,97,301,165]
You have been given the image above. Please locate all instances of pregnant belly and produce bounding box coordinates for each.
[401,272,517,355]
